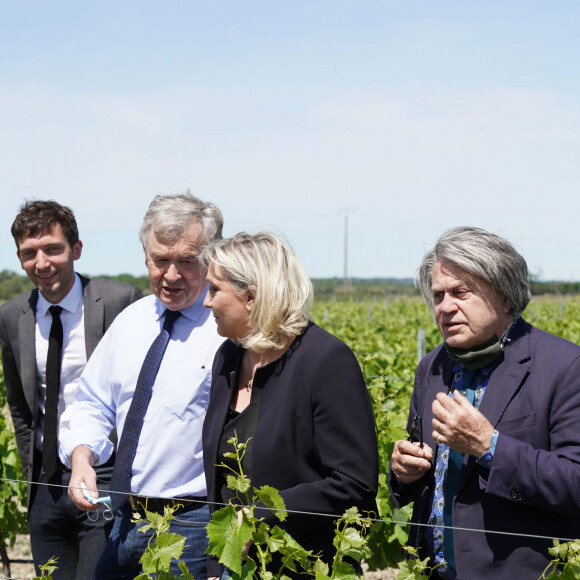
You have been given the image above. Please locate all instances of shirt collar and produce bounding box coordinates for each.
[37,273,83,317]
[154,286,209,323]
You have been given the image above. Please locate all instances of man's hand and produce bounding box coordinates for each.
[391,440,433,484]
[432,390,494,457]
[68,445,99,511]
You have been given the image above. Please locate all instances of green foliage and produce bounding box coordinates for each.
[312,278,417,301]
[94,273,152,295]
[0,361,29,557]
[311,298,438,571]
[312,296,580,572]
[7,294,580,575]
[207,504,255,573]
[393,545,438,580]
[206,434,305,578]
[540,539,580,579]
[206,435,372,579]
[33,507,196,580]
[32,556,58,580]
[0,269,151,303]
[132,503,195,579]
[0,269,35,302]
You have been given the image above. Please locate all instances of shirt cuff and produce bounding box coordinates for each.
[476,429,499,468]
[59,433,114,468]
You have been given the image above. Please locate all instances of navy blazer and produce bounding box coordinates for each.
[203,321,378,575]
[389,317,580,579]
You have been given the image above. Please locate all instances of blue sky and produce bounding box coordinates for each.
[1,1,579,280]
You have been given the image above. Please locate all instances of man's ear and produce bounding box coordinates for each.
[72,240,83,261]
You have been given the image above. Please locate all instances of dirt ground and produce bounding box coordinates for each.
[3,535,397,580]
[4,535,35,580]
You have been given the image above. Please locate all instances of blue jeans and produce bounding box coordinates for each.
[28,461,113,580]
[96,501,210,580]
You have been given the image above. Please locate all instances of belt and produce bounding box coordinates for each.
[128,495,207,513]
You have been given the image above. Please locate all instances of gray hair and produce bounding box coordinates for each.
[139,192,223,248]
[417,226,531,316]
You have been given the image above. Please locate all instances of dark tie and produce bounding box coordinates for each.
[43,305,63,479]
[109,309,181,510]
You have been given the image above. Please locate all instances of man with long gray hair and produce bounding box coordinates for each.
[60,193,225,579]
[389,226,580,579]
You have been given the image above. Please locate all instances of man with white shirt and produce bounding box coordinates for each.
[0,200,142,579]
[61,193,225,580]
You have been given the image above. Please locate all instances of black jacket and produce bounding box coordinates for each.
[203,321,378,576]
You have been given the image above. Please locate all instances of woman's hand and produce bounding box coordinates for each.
[238,508,254,555]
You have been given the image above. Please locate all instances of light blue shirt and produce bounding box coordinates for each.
[60,290,225,498]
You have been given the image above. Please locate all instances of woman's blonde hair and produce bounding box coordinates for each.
[200,231,313,353]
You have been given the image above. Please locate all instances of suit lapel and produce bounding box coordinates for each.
[477,356,530,426]
[457,318,531,490]
[19,291,39,414]
[80,275,104,359]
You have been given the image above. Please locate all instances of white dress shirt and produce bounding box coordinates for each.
[35,273,87,451]
[60,290,225,498]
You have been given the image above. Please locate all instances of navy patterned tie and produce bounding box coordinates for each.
[43,305,63,478]
[109,309,181,510]
[443,368,477,573]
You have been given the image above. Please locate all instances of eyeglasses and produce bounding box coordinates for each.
[408,415,423,448]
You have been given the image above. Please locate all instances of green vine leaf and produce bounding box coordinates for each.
[206,505,254,575]
[140,532,186,573]
[313,557,330,578]
[226,474,252,494]
[333,526,370,561]
[135,505,173,536]
[32,556,58,579]
[177,560,195,579]
[331,560,359,580]
[238,556,258,579]
[254,485,287,522]
[396,558,434,580]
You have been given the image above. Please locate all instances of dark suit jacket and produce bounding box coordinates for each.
[389,317,580,579]
[0,274,142,497]
[203,321,378,576]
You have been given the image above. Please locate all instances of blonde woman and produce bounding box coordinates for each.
[201,232,378,578]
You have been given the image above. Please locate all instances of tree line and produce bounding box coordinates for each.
[0,269,575,303]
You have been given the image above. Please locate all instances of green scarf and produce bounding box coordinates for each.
[444,335,504,370]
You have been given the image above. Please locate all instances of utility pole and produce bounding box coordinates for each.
[339,208,355,293]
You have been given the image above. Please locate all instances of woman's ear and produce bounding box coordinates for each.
[246,286,257,312]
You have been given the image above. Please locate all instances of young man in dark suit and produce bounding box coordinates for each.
[0,200,142,579]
